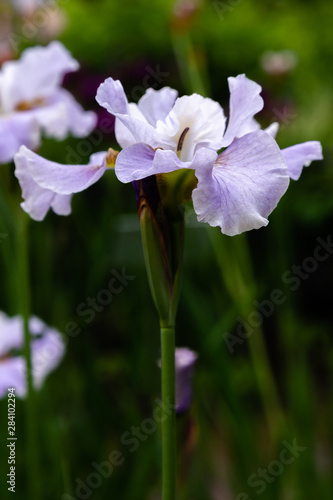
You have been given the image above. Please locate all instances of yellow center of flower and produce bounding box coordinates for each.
[15,98,45,111]
[105,148,119,168]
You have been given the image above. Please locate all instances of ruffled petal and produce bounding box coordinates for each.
[14,147,107,220]
[192,131,289,236]
[281,141,323,180]
[15,157,73,221]
[226,118,280,139]
[15,146,107,194]
[138,87,178,126]
[0,113,40,164]
[96,77,129,115]
[0,41,79,113]
[96,78,162,148]
[221,74,264,147]
[50,194,72,217]
[115,143,215,183]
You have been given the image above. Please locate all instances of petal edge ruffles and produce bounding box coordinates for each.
[192,131,290,236]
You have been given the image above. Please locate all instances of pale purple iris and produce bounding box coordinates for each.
[96,74,322,235]
[14,73,323,234]
[0,311,65,398]
[0,41,96,164]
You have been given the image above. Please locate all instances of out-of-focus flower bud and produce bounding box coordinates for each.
[261,50,298,76]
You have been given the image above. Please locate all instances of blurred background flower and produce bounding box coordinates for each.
[158,347,198,413]
[261,49,298,76]
[0,41,96,164]
[10,0,67,39]
[0,311,65,398]
[174,347,198,413]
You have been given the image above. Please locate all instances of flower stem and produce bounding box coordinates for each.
[17,213,40,500]
[160,325,176,500]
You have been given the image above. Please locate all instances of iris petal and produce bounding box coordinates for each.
[221,74,264,147]
[14,147,107,220]
[96,78,163,148]
[282,141,323,180]
[192,131,289,236]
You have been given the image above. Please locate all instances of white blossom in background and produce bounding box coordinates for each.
[0,41,96,164]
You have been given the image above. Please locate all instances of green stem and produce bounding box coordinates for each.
[17,213,40,500]
[160,325,176,500]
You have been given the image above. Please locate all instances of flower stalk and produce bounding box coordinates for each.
[160,326,176,500]
[136,174,186,499]
[17,213,40,500]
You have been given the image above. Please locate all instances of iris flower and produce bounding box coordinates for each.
[0,311,65,398]
[0,41,96,164]
[14,74,322,234]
